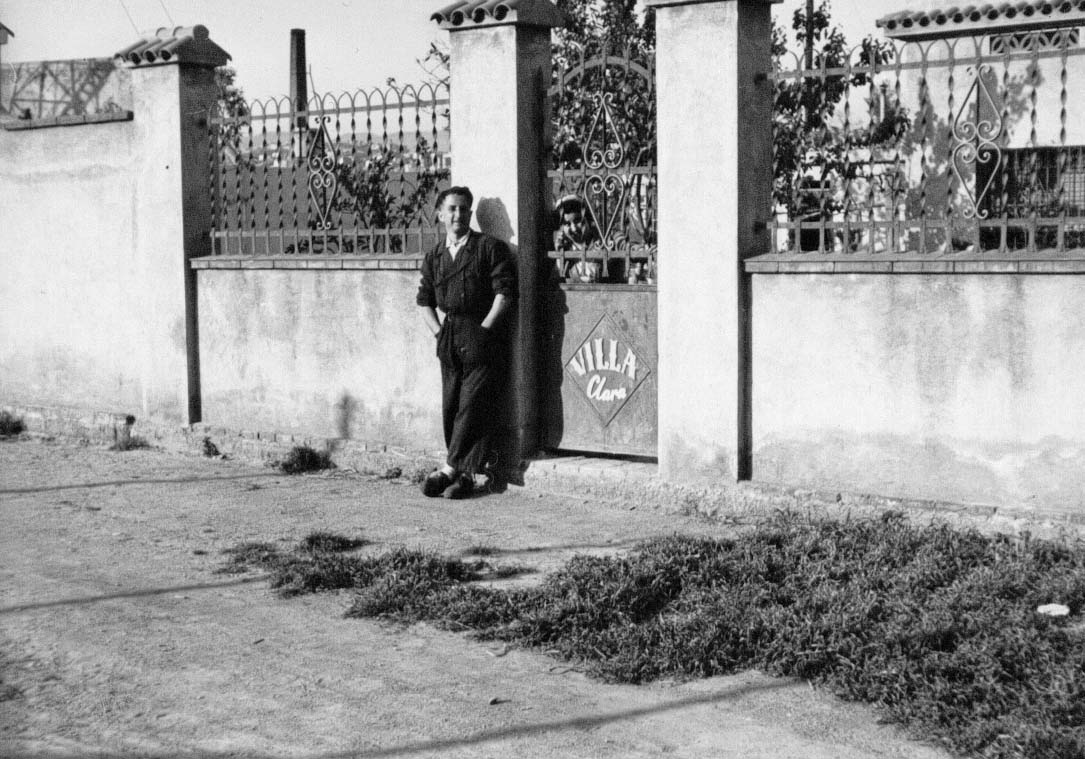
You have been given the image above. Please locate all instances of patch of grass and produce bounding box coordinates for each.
[215,541,286,574]
[291,513,1084,759]
[408,466,430,485]
[109,435,151,451]
[272,553,377,596]
[202,437,221,457]
[0,411,25,436]
[489,564,531,579]
[297,531,368,554]
[0,651,23,703]
[218,531,369,589]
[279,445,335,474]
[277,547,482,599]
[219,533,526,601]
[380,466,403,480]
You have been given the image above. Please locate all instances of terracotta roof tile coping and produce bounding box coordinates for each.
[431,0,571,29]
[114,24,230,68]
[877,0,1085,39]
[644,0,781,6]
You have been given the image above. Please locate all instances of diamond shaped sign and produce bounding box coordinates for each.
[564,313,652,426]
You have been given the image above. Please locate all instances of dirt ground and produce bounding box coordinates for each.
[0,437,954,759]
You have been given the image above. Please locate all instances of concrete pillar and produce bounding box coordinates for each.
[118,26,229,423]
[647,0,774,482]
[431,2,568,468]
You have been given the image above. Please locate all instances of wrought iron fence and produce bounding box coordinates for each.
[770,30,1085,256]
[208,82,450,257]
[548,43,657,284]
[0,58,129,120]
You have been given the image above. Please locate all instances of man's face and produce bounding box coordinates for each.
[439,193,473,237]
[561,210,589,244]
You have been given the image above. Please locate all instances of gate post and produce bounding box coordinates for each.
[431,2,568,470]
[646,0,774,482]
[118,26,229,424]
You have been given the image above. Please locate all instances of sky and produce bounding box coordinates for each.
[0,0,915,99]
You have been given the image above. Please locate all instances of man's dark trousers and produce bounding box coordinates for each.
[436,314,504,476]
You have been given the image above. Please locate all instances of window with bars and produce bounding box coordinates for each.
[979,148,1085,216]
[977,146,1085,250]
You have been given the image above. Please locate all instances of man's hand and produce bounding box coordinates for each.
[480,293,510,331]
[420,306,442,337]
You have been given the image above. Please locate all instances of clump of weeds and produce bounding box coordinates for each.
[240,512,1085,759]
[0,653,23,702]
[109,435,151,451]
[215,541,286,574]
[0,411,25,437]
[220,532,527,601]
[298,531,368,554]
[279,445,335,474]
[201,437,221,457]
[217,531,369,587]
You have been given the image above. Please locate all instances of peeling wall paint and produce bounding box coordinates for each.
[753,274,1085,514]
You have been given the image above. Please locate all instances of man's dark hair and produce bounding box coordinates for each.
[558,195,584,216]
[435,186,474,209]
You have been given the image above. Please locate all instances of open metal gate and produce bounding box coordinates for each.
[542,43,658,457]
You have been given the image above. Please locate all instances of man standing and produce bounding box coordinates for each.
[417,187,516,499]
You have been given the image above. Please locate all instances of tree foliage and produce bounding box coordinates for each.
[549,0,655,168]
[212,66,251,170]
[771,1,910,211]
[332,138,449,233]
[214,66,248,119]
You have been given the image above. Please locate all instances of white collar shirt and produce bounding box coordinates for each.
[445,231,470,260]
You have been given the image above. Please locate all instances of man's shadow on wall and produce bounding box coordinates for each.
[476,198,515,246]
[475,197,566,489]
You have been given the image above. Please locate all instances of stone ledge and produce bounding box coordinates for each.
[747,255,1085,275]
[2,110,134,131]
[191,256,424,271]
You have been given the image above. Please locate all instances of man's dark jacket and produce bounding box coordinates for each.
[416,231,516,367]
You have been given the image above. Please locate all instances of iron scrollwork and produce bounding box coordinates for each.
[306,116,338,231]
[581,93,632,246]
[951,64,1004,220]
[549,45,656,254]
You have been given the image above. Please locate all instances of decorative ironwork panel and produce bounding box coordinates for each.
[951,65,1003,220]
[989,29,1079,55]
[305,117,337,231]
[548,43,657,284]
[207,82,451,257]
[768,32,1085,258]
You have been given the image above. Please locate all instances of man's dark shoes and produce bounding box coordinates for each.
[422,470,453,497]
[443,474,475,500]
